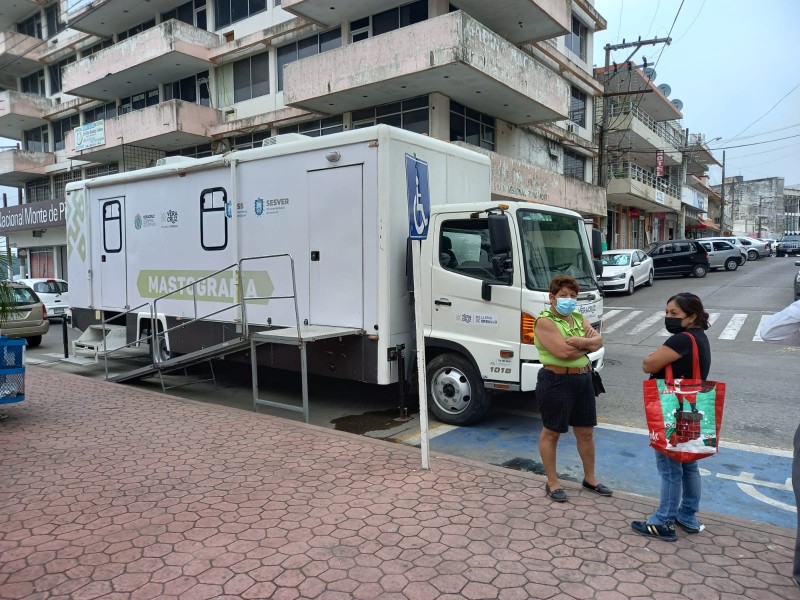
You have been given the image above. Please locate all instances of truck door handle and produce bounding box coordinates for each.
[311,251,320,261]
[435,299,451,306]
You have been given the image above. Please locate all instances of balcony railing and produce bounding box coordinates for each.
[607,161,680,199]
[609,102,684,149]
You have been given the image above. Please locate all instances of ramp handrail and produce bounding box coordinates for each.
[97,302,152,380]
[238,253,300,340]
[151,262,244,366]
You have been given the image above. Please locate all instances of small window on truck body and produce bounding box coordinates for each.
[200,187,228,250]
[102,199,122,253]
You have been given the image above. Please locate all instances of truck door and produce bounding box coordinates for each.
[307,165,363,328]
[98,197,128,310]
[429,214,522,384]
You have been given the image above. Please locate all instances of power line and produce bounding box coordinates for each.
[671,0,706,44]
[722,82,800,145]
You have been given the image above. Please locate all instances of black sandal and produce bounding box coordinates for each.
[545,484,567,502]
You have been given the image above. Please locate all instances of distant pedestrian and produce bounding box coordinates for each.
[759,299,800,586]
[534,275,611,503]
[632,292,711,542]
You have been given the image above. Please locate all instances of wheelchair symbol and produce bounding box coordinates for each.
[712,469,796,513]
[412,173,428,236]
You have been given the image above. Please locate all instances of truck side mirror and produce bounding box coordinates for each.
[593,258,604,277]
[488,213,512,254]
[591,228,602,259]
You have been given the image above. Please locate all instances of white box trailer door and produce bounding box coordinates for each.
[307,165,363,328]
[98,197,128,310]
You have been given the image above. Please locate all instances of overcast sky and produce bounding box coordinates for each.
[594,0,800,188]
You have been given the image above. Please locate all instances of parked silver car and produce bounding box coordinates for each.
[737,236,771,260]
[702,237,748,264]
[697,240,741,271]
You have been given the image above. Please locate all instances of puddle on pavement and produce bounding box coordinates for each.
[498,457,579,483]
[331,408,417,435]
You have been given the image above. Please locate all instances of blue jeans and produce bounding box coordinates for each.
[646,450,702,528]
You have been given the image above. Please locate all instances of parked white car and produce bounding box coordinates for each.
[14,278,70,320]
[599,249,654,295]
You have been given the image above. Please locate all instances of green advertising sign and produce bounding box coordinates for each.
[136,270,274,303]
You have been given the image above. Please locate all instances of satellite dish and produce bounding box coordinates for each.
[671,98,684,111]
[657,83,671,97]
[643,67,657,81]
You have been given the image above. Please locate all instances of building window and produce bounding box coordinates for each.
[216,0,267,29]
[570,86,587,127]
[278,116,344,137]
[162,0,207,28]
[17,13,42,38]
[120,89,160,114]
[83,102,117,124]
[81,39,114,58]
[564,149,586,180]
[233,55,268,102]
[21,70,46,96]
[450,101,495,150]
[85,163,120,178]
[23,125,48,153]
[166,144,213,159]
[45,3,65,37]
[277,29,341,91]
[166,71,211,106]
[566,15,588,61]
[25,177,51,203]
[117,19,155,41]
[352,96,429,134]
[53,115,81,151]
[349,0,427,43]
[48,55,77,94]
[53,169,82,200]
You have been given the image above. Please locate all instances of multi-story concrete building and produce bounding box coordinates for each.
[594,63,719,248]
[785,185,800,232]
[0,0,608,280]
[712,176,786,237]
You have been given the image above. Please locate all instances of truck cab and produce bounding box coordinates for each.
[420,202,605,425]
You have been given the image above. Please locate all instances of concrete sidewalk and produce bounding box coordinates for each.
[1,367,797,600]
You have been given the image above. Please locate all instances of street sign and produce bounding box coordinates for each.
[406,154,430,240]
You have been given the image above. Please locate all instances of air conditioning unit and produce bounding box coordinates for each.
[224,108,236,123]
[261,133,311,147]
[566,121,578,134]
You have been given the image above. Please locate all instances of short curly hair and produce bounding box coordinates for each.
[549,275,580,295]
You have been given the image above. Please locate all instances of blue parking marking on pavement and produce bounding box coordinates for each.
[429,413,795,530]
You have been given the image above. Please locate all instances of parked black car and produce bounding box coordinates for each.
[645,239,710,278]
[776,232,800,257]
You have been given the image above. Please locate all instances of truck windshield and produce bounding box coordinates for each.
[517,210,597,291]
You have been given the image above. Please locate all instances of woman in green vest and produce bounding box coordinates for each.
[534,275,611,502]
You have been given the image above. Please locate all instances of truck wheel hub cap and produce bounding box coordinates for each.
[432,368,471,413]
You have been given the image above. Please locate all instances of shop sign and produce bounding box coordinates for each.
[630,208,640,219]
[0,198,66,232]
[656,150,665,177]
[74,120,105,151]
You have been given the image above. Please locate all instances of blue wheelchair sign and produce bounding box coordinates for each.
[406,154,430,240]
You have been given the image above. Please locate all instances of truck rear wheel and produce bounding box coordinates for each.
[427,353,490,425]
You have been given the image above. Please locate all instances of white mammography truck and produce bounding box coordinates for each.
[66,125,604,425]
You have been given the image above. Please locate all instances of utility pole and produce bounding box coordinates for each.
[758,196,763,238]
[719,151,726,234]
[598,36,671,188]
[2,193,11,280]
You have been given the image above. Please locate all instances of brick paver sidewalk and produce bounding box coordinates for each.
[1,367,797,599]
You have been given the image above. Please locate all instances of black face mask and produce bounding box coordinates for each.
[664,316,685,334]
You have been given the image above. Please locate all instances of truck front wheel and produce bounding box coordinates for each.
[427,353,490,425]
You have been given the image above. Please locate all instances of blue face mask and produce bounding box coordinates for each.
[555,298,577,315]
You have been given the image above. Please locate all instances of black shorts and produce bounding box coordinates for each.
[536,368,597,433]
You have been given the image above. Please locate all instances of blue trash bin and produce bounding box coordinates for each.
[0,337,25,404]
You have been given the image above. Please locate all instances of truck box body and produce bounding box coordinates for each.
[66,125,604,424]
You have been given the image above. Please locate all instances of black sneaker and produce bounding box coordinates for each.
[631,520,677,542]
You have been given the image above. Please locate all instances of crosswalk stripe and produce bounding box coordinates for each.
[629,312,664,335]
[708,313,720,328]
[753,315,770,342]
[602,309,622,322]
[602,310,642,334]
[719,314,748,340]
